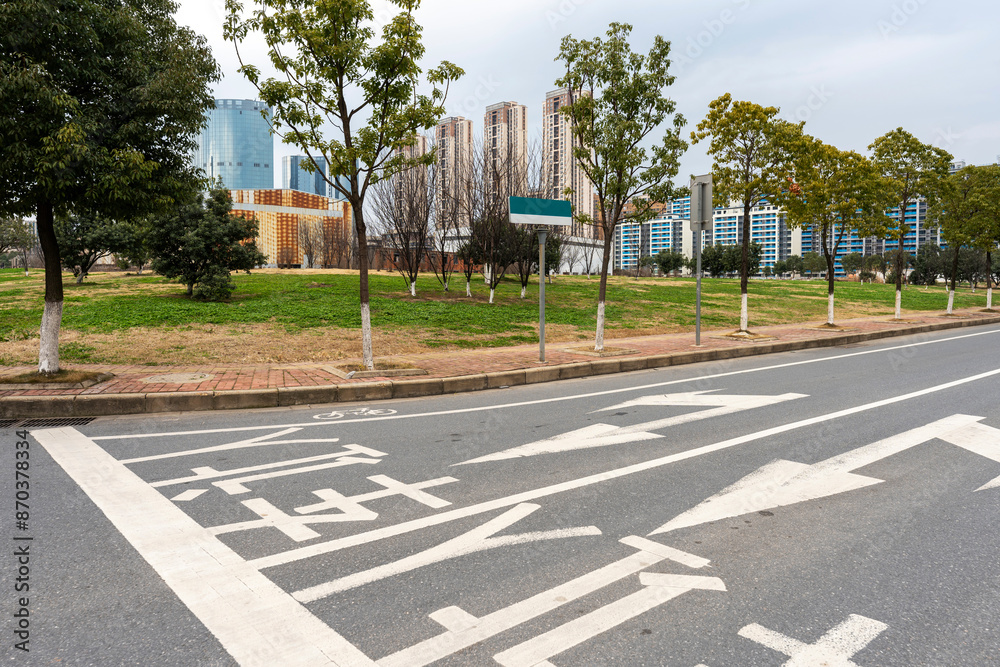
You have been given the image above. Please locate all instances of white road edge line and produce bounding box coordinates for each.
[92,327,1000,441]
[32,427,378,667]
[248,366,1000,570]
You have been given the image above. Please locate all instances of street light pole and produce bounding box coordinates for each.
[538,228,547,362]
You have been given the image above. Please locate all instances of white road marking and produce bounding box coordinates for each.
[429,606,480,632]
[739,614,888,666]
[214,456,381,495]
[456,392,804,464]
[619,535,711,568]
[493,573,726,667]
[293,503,601,602]
[32,427,377,667]
[149,445,386,487]
[376,537,708,667]
[296,475,457,514]
[170,489,207,502]
[213,497,379,542]
[651,414,993,534]
[250,367,1000,570]
[92,328,1000,442]
[119,427,347,462]
[936,421,1000,491]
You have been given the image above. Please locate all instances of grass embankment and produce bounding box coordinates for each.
[0,268,990,365]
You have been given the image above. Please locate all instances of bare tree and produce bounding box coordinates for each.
[371,153,434,295]
[580,240,598,277]
[297,218,323,268]
[562,239,581,274]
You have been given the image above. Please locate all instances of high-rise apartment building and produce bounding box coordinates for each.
[193,99,273,190]
[435,116,474,222]
[483,102,527,186]
[543,88,594,238]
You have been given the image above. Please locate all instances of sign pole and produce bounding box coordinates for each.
[538,228,547,362]
[690,174,712,348]
[695,216,702,347]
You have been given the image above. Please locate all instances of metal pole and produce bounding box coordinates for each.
[695,224,702,347]
[538,229,547,362]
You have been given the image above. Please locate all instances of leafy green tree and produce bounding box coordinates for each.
[149,188,266,301]
[869,128,952,319]
[691,94,800,332]
[225,0,462,370]
[114,218,154,274]
[840,252,864,278]
[909,244,943,286]
[777,137,890,325]
[544,232,563,283]
[802,251,827,275]
[555,22,687,351]
[53,212,123,283]
[701,244,726,278]
[960,164,1000,309]
[654,249,685,276]
[862,253,887,283]
[772,259,787,277]
[0,0,218,373]
[0,216,33,274]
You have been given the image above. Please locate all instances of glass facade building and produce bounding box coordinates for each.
[193,99,273,190]
[281,155,350,201]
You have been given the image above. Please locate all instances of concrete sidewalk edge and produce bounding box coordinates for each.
[2,315,998,420]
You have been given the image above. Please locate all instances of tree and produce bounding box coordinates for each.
[53,212,126,283]
[772,259,787,278]
[932,165,996,313]
[909,244,943,286]
[114,218,154,274]
[225,0,462,370]
[785,254,804,278]
[655,249,685,276]
[370,153,433,296]
[456,239,481,298]
[512,226,537,298]
[869,128,952,319]
[0,0,218,373]
[960,164,1000,310]
[862,253,887,283]
[840,252,864,279]
[555,22,687,351]
[0,216,33,275]
[150,188,266,300]
[692,94,800,333]
[777,137,890,325]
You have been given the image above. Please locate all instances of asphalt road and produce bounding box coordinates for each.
[4,324,1000,666]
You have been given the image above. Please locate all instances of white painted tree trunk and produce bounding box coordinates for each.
[988,287,993,310]
[361,302,373,370]
[24,270,29,277]
[595,300,606,352]
[740,292,748,332]
[443,280,448,292]
[38,300,62,374]
[409,282,416,297]
[520,286,526,299]
[489,288,495,304]
[947,289,955,315]
[895,289,902,319]
[828,293,835,326]
[466,280,472,298]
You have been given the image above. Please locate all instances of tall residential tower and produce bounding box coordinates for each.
[543,88,594,238]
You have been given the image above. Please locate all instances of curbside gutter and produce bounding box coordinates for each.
[2,315,998,420]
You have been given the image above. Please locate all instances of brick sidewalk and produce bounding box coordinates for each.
[2,308,998,418]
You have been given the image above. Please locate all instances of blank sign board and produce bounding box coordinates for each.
[509,197,573,226]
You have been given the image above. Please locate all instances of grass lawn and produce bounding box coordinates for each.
[0,267,990,365]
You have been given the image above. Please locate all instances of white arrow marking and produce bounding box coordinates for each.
[739,614,888,666]
[455,392,806,465]
[170,489,207,502]
[493,573,726,667]
[652,414,987,534]
[936,421,1000,491]
[293,503,601,602]
[377,537,708,667]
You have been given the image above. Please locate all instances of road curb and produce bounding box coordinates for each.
[2,315,998,420]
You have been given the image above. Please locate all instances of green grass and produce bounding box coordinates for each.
[0,267,993,361]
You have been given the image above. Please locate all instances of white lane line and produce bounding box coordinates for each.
[937,421,1000,491]
[120,427,354,463]
[93,327,1000,441]
[250,366,1000,570]
[170,489,207,502]
[150,445,384,487]
[32,427,377,667]
[739,614,888,665]
[376,537,705,667]
[493,573,726,667]
[293,503,601,602]
[214,456,381,495]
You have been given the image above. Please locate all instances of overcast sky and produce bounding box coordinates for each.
[176,0,1000,189]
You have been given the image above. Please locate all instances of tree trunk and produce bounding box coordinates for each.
[826,257,836,326]
[987,251,993,310]
[187,282,194,296]
[466,279,471,297]
[595,233,614,351]
[739,201,751,332]
[489,287,495,304]
[409,282,416,297]
[520,286,526,299]
[355,206,374,371]
[75,271,85,284]
[895,234,904,319]
[36,200,63,374]
[948,245,960,315]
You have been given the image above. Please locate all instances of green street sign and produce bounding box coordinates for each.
[509,197,572,226]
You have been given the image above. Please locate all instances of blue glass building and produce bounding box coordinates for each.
[282,155,350,201]
[193,99,273,190]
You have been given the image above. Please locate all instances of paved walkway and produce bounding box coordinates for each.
[2,308,998,418]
